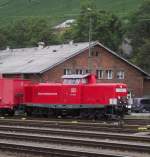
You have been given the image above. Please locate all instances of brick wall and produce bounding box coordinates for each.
[143,79,150,96]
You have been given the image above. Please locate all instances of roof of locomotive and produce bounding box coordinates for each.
[62,74,90,79]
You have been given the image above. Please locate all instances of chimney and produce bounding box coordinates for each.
[38,42,45,49]
[69,40,74,45]
[6,46,10,51]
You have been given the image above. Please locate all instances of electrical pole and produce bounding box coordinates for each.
[87,8,92,74]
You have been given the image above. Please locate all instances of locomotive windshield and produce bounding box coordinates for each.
[63,78,87,84]
[62,74,96,84]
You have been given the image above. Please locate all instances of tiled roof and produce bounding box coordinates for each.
[0,42,91,74]
[0,41,149,77]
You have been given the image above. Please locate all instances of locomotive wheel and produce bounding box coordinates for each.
[8,109,15,116]
[26,107,33,116]
[0,109,6,116]
[0,109,14,116]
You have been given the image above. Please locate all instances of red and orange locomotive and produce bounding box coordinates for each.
[0,74,129,119]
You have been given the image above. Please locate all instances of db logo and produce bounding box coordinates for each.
[71,88,77,93]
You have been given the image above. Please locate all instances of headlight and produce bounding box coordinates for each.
[109,98,117,105]
[127,105,131,109]
[116,88,127,92]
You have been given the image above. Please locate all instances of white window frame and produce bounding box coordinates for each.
[96,70,104,79]
[106,70,113,79]
[64,69,72,75]
[117,71,125,80]
[76,69,84,75]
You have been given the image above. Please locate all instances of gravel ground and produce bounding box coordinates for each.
[133,132,150,136]
[126,113,150,118]
[0,151,42,157]
[0,152,16,157]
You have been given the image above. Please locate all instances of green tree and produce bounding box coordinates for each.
[134,40,150,73]
[128,0,150,52]
[62,2,123,51]
[0,26,9,49]
[0,17,59,49]
[128,0,150,72]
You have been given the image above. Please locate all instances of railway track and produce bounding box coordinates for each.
[0,119,150,157]
[0,118,147,133]
[0,125,149,143]
[0,142,128,157]
[1,116,150,125]
[124,118,150,125]
[0,131,150,153]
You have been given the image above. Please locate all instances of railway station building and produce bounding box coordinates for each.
[0,41,149,97]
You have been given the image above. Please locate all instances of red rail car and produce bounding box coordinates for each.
[24,74,129,119]
[0,78,30,115]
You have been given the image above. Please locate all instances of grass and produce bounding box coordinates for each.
[0,0,144,25]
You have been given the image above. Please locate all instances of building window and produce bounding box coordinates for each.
[106,70,113,79]
[76,69,84,74]
[85,69,89,74]
[95,51,99,56]
[117,71,124,79]
[91,51,99,57]
[64,69,72,75]
[96,70,104,79]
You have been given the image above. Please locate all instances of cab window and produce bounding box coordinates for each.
[63,78,87,84]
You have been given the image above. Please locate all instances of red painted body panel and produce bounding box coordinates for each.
[0,79,30,109]
[25,83,62,104]
[24,82,128,106]
[83,85,115,105]
[24,84,83,105]
[62,85,82,104]
[82,84,127,105]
